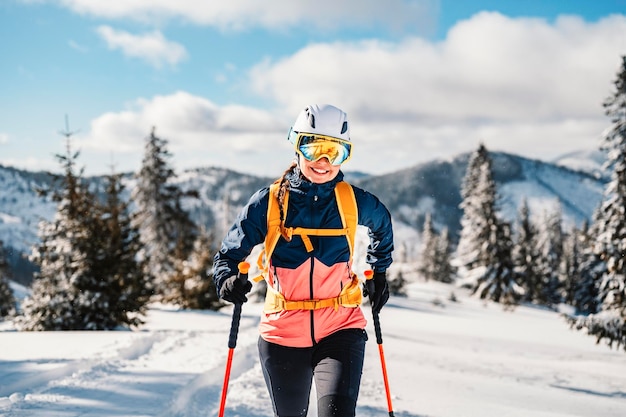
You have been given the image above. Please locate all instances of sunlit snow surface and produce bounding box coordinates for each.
[1,279,625,417]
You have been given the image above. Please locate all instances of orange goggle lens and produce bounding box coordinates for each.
[293,133,352,165]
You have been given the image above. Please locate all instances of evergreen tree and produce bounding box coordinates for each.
[560,227,582,306]
[166,229,223,310]
[472,219,519,309]
[534,206,564,307]
[570,56,626,350]
[417,213,438,281]
[457,144,491,270]
[388,271,408,297]
[0,240,16,318]
[96,172,150,326]
[573,219,602,315]
[20,141,102,330]
[457,146,520,306]
[432,227,456,283]
[19,138,149,330]
[512,199,540,303]
[131,128,198,301]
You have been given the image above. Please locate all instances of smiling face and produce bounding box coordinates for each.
[298,154,341,184]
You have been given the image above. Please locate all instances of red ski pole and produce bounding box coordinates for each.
[365,270,395,417]
[218,261,250,417]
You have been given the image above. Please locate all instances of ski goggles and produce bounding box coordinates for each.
[290,130,352,165]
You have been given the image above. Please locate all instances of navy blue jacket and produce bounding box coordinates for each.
[213,171,394,292]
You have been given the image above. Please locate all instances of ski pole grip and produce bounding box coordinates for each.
[238,261,250,282]
[227,262,251,349]
[372,309,383,345]
[364,270,376,318]
[228,305,242,349]
[364,270,383,344]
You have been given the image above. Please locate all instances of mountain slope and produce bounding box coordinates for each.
[0,151,606,285]
[354,151,605,238]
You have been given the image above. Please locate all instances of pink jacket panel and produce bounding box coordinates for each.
[259,258,367,347]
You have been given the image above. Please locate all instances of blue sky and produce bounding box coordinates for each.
[1,1,625,177]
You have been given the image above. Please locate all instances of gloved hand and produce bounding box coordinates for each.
[219,275,252,304]
[365,271,389,314]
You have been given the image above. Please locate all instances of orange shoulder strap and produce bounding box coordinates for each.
[334,181,358,255]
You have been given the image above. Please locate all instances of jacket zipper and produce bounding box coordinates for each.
[309,254,316,345]
[309,192,318,345]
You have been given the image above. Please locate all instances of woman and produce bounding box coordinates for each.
[213,104,394,417]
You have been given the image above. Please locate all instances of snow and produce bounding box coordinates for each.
[551,149,608,180]
[0,214,20,225]
[1,280,625,417]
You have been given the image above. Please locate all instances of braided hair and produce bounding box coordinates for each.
[276,162,298,223]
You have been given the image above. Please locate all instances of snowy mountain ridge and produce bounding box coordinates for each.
[352,151,605,239]
[0,150,607,284]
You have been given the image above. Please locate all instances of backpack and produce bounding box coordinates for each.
[255,180,363,313]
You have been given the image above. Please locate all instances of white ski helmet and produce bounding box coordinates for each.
[288,104,350,144]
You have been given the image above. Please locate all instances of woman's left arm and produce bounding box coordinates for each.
[353,186,394,272]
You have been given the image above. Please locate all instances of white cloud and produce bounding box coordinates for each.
[0,133,9,145]
[66,12,626,177]
[244,12,625,172]
[75,92,290,176]
[96,25,187,68]
[47,0,437,32]
[251,13,625,122]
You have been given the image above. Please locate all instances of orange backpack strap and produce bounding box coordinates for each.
[334,181,358,256]
[254,180,285,283]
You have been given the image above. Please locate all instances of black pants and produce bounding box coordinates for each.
[258,328,368,417]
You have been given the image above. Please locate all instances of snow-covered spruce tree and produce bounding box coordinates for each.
[417,212,438,281]
[456,144,491,271]
[388,271,408,297]
[96,172,150,326]
[573,219,603,315]
[0,240,16,318]
[534,206,564,307]
[433,227,456,283]
[457,146,520,307]
[570,56,626,350]
[512,199,539,303]
[560,226,583,307]
[418,214,455,283]
[473,219,519,309]
[21,144,150,330]
[167,229,223,310]
[19,142,105,330]
[131,128,198,302]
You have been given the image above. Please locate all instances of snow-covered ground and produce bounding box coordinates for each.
[1,280,625,417]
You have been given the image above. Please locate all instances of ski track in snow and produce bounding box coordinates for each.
[0,305,422,417]
[0,311,263,417]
